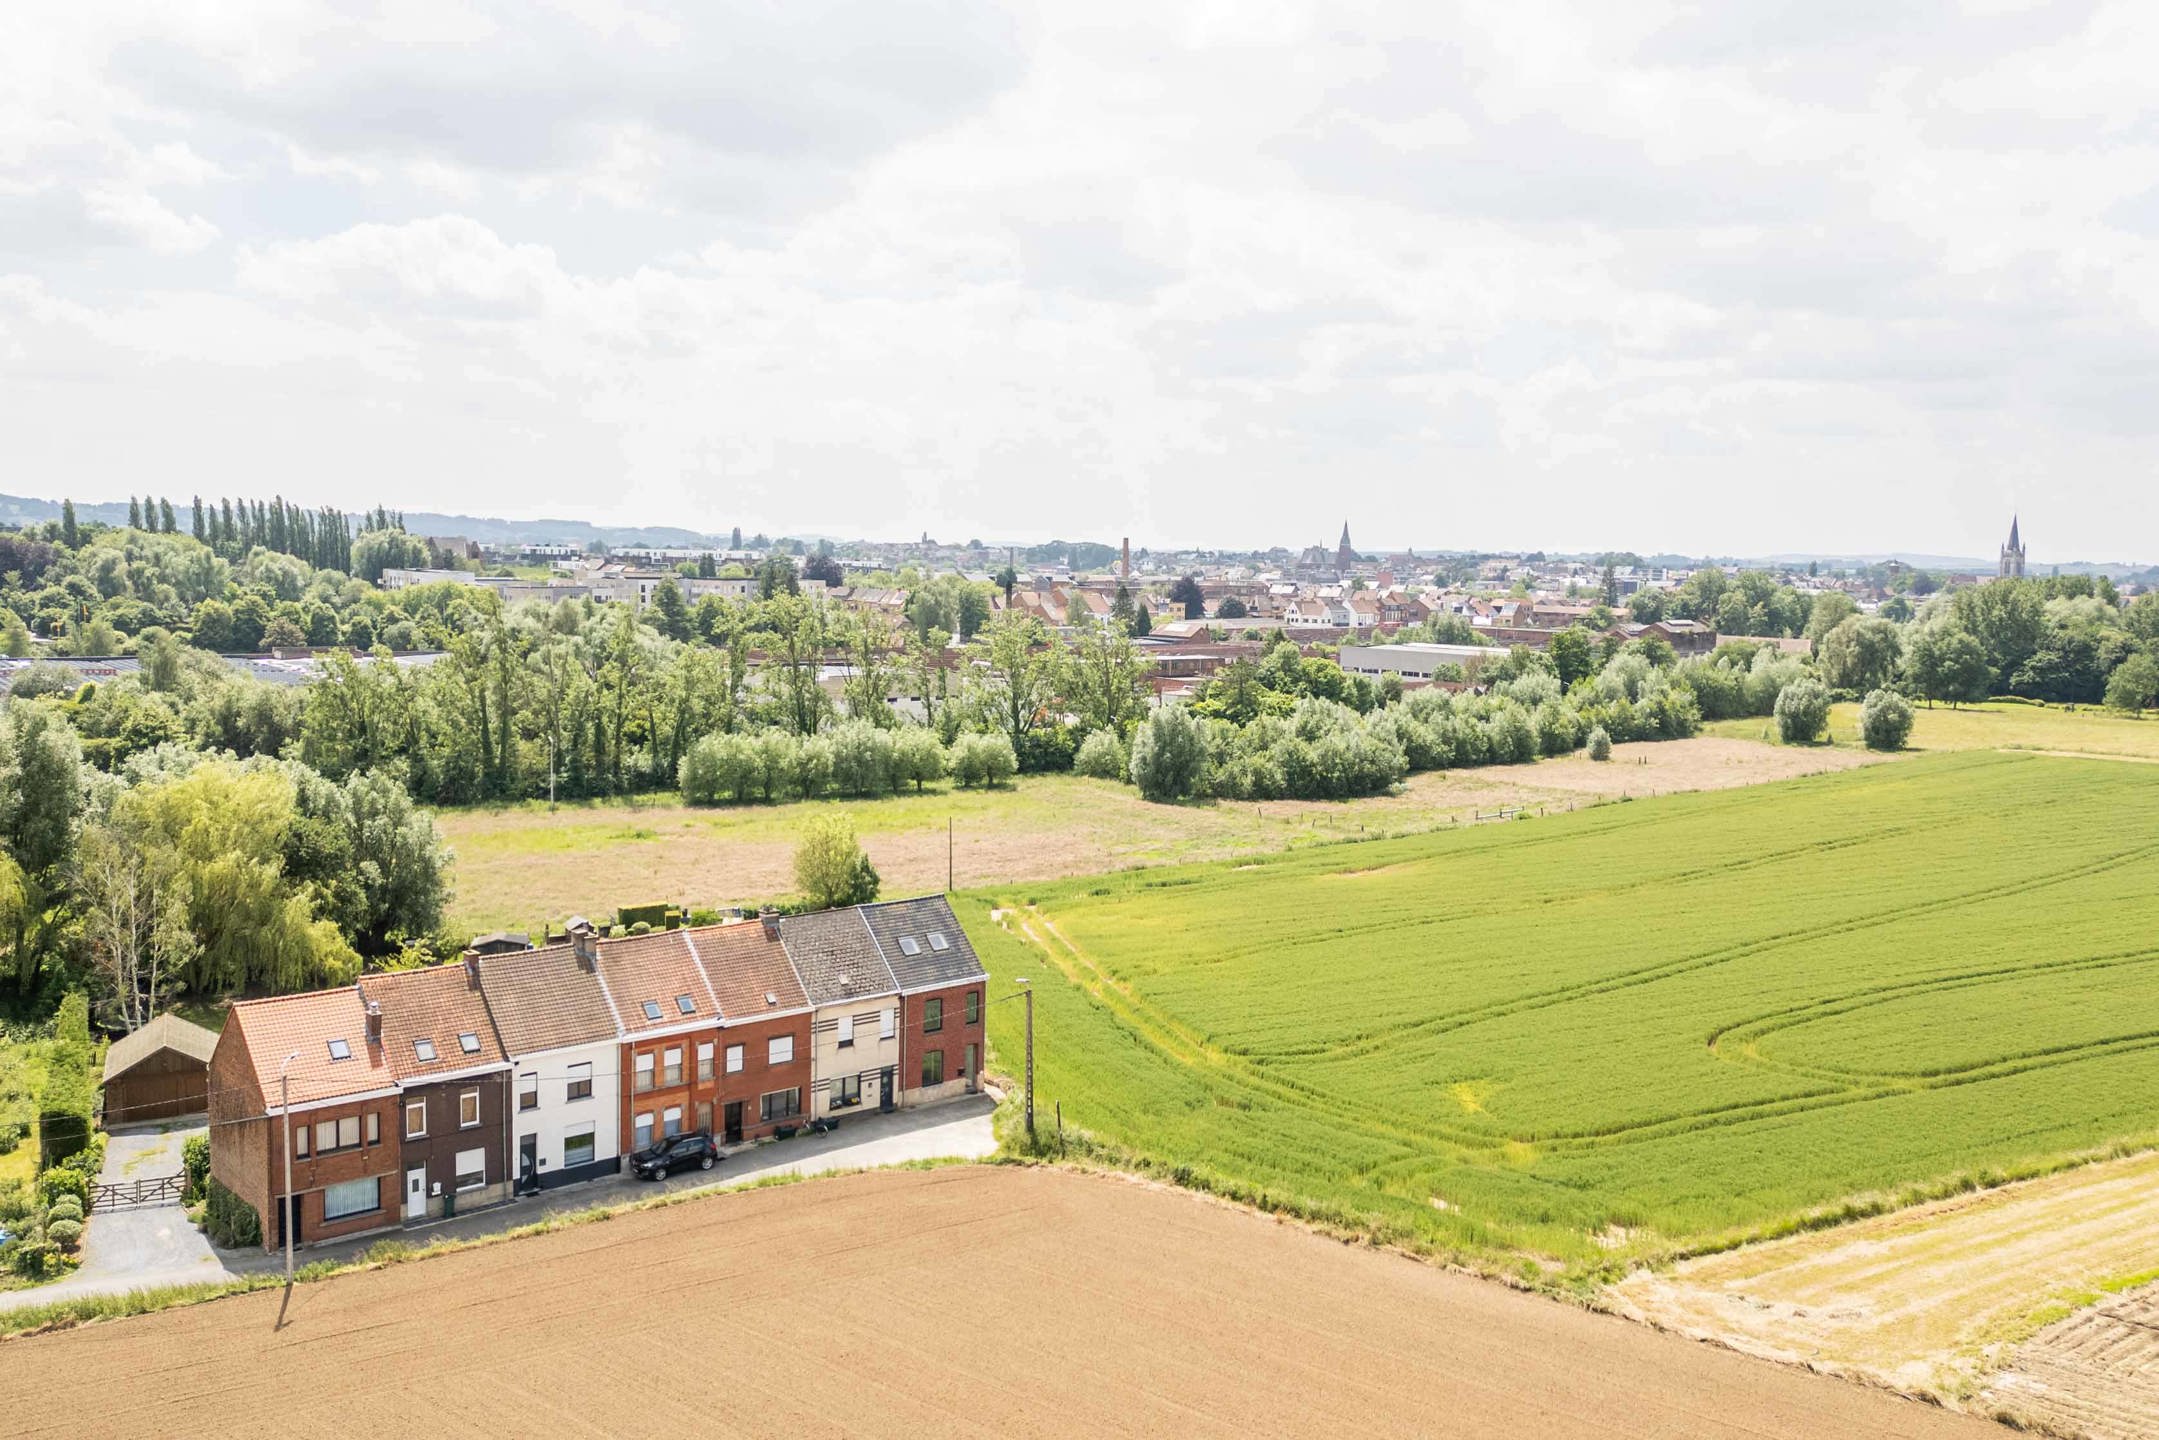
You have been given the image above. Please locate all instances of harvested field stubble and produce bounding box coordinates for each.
[974,752,2159,1270]
[2,1167,1994,1440]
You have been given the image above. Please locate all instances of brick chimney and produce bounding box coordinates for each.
[462,948,482,988]
[759,906,780,942]
[567,917,599,971]
[363,999,383,1045]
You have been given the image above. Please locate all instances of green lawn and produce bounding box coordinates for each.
[0,1032,51,1192]
[969,751,2159,1276]
[1707,698,2159,760]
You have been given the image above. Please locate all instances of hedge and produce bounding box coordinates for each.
[204,1176,262,1249]
[37,1064,96,1171]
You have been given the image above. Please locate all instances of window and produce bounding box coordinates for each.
[921,1050,945,1088]
[634,1053,655,1094]
[326,1038,352,1061]
[413,1038,437,1062]
[768,1035,794,1065]
[836,1014,854,1049]
[563,1124,596,1169]
[405,1099,427,1139]
[675,994,696,1015]
[454,1148,486,1191]
[897,936,920,956]
[697,1041,714,1082]
[966,990,981,1026]
[322,1177,379,1222]
[566,1062,593,1101]
[662,1047,683,1087]
[760,1088,802,1123]
[642,1000,663,1022]
[294,1126,310,1159]
[458,1032,481,1055]
[924,997,943,1034]
[725,1043,744,1074]
[662,1105,683,1138]
[633,1112,654,1148]
[928,932,950,951]
[315,1114,361,1154]
[881,1008,896,1041]
[519,1073,538,1112]
[365,1112,380,1146]
[459,1090,480,1129]
[831,1074,862,1109]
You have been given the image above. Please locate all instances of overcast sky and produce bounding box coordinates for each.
[4,2,2156,561]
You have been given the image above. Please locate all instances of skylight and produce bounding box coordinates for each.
[642,1000,663,1021]
[327,1038,351,1061]
[928,932,950,951]
[414,1038,436,1062]
[898,936,921,956]
[458,1032,480,1054]
[675,994,695,1015]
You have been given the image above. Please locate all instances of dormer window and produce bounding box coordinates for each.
[898,936,921,956]
[414,1038,437,1062]
[642,1000,663,1021]
[458,1032,480,1054]
[928,932,950,951]
[326,1038,352,1061]
[675,994,696,1015]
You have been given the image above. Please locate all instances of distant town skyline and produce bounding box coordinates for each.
[6,5,2158,560]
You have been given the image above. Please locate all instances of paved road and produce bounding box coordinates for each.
[0,1095,995,1311]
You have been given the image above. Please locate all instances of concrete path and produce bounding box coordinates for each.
[0,1119,228,1315]
[0,1095,996,1311]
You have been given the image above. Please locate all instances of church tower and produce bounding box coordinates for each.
[1999,515,2026,580]
[1337,522,1354,577]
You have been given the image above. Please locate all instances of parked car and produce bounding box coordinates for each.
[629,1131,720,1180]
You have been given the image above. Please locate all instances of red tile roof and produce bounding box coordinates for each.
[224,987,393,1110]
[594,930,720,1035]
[688,923,811,1019]
[357,962,509,1081]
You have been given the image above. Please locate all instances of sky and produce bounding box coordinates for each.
[3,1,2157,562]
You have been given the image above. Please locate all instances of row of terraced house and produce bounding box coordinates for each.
[207,896,988,1251]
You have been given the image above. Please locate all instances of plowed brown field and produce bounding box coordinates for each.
[10,1167,1993,1439]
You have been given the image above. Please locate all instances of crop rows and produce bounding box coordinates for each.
[969,751,2159,1268]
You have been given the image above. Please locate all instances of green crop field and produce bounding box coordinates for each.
[967,750,2159,1275]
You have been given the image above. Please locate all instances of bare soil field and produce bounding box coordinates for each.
[8,1166,1991,1439]
[438,736,1871,931]
[1986,1286,2159,1440]
[1612,1148,2159,1426]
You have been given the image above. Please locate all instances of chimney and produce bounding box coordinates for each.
[363,1000,383,1045]
[759,906,780,942]
[1121,537,1131,581]
[462,948,482,988]
[567,917,599,971]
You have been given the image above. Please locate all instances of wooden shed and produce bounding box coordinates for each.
[101,1013,218,1124]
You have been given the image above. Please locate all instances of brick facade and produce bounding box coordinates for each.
[901,983,985,1106]
[395,1072,511,1221]
[619,1010,815,1153]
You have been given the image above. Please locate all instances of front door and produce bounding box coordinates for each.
[722,1101,743,1145]
[696,1102,712,1138]
[404,1167,427,1220]
[879,1066,896,1113]
[519,1134,538,1191]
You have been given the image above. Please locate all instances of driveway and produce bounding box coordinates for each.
[0,1119,236,1315]
[1,1094,998,1309]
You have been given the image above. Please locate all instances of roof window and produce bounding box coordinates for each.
[458,1032,481,1054]
[642,1000,663,1021]
[414,1038,437,1062]
[675,994,696,1015]
[928,932,950,951]
[898,936,921,956]
[327,1038,352,1061]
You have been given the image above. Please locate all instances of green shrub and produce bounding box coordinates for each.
[62,1130,107,1177]
[1073,729,1128,781]
[44,1194,84,1225]
[949,733,1018,788]
[8,1236,61,1279]
[37,1167,89,1208]
[615,902,674,931]
[1860,688,1915,751]
[1130,708,1208,802]
[1773,678,1832,745]
[1587,726,1613,761]
[182,1133,211,1203]
[45,1217,83,1251]
[203,1176,262,1249]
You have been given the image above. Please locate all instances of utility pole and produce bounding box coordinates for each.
[279,1049,300,1287]
[1021,980,1035,1141]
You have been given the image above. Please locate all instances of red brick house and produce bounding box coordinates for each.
[584,922,726,1157]
[861,897,988,1105]
[699,914,815,1143]
[208,989,402,1251]
[358,961,514,1224]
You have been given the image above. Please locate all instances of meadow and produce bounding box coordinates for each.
[967,750,2159,1275]
[1708,696,2159,760]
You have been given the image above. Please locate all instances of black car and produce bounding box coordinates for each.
[629,1130,721,1180]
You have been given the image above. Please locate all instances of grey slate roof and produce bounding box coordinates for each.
[780,908,899,1007]
[861,896,987,992]
[475,942,622,1056]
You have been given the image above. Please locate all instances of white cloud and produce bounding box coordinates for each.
[3,0,2158,560]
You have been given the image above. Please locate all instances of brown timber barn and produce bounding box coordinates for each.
[102,1013,218,1124]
